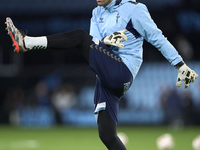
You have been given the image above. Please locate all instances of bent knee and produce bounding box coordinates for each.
[75,28,87,36]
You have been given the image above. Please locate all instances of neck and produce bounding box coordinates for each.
[104,0,113,7]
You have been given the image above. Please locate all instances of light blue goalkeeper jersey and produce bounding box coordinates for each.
[90,0,183,79]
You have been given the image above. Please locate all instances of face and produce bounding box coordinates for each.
[96,0,113,7]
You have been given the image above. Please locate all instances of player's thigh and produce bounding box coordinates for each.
[89,42,133,90]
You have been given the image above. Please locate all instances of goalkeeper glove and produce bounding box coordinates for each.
[102,30,127,48]
[175,61,198,89]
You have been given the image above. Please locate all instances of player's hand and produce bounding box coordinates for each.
[103,30,127,48]
[176,63,198,89]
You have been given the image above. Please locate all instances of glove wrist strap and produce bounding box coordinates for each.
[174,61,185,69]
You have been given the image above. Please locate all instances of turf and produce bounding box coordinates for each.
[0,125,199,150]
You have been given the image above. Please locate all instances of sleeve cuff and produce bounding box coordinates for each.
[174,61,185,69]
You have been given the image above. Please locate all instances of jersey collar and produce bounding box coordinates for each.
[104,0,116,10]
[103,0,133,11]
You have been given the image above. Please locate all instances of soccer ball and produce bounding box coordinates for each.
[117,132,129,146]
[156,133,174,150]
[192,135,200,150]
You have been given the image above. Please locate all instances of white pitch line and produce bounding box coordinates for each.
[10,140,39,149]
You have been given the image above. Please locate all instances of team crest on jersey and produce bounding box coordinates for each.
[116,13,120,23]
[99,18,104,23]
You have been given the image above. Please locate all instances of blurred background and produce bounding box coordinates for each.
[0,0,200,129]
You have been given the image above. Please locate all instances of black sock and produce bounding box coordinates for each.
[98,110,127,150]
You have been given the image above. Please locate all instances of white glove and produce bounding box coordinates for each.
[103,30,127,48]
[176,63,198,89]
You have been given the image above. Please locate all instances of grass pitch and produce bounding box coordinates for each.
[0,125,199,150]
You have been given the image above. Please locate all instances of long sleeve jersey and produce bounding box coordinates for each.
[90,0,183,79]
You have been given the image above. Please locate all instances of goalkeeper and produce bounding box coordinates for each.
[5,0,198,149]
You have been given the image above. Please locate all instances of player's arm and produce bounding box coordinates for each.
[131,3,198,88]
[131,3,182,65]
[89,9,103,42]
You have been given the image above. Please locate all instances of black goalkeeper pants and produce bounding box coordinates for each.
[47,28,93,61]
[98,110,127,150]
[46,29,126,150]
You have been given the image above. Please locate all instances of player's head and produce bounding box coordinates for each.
[96,0,113,7]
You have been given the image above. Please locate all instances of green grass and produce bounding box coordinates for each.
[0,125,199,150]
